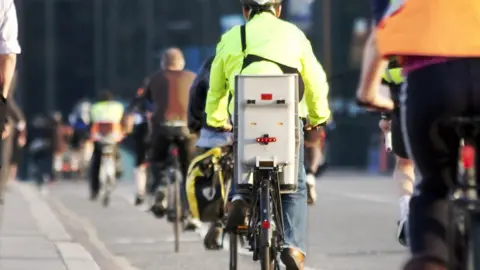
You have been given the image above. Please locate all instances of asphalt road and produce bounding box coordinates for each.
[1,171,409,270]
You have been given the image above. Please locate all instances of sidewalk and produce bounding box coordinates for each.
[0,183,100,270]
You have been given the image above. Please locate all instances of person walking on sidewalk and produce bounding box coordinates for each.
[0,0,21,204]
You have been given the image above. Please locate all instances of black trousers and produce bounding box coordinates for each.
[133,122,149,166]
[402,58,480,268]
[149,125,196,213]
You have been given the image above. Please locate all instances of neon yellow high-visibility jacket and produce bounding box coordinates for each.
[90,100,124,124]
[205,12,331,128]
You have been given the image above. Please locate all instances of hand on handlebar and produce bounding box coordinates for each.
[304,123,323,131]
[378,119,391,133]
[222,123,233,132]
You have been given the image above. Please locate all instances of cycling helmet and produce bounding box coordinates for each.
[240,0,282,6]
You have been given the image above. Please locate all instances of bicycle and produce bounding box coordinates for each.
[446,117,480,270]
[149,125,187,253]
[166,144,182,253]
[200,145,246,269]
[217,147,243,270]
[232,136,286,270]
[96,131,119,207]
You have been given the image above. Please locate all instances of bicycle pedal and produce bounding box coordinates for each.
[235,225,248,234]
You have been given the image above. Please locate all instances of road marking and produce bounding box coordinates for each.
[16,182,102,270]
[17,184,71,241]
[56,242,101,270]
[114,236,200,244]
[116,187,322,270]
[196,225,322,270]
[49,195,140,270]
[321,190,395,205]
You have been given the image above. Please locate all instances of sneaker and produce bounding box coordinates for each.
[90,192,99,201]
[306,174,317,205]
[184,216,202,231]
[398,195,410,246]
[150,190,167,218]
[134,195,145,206]
[397,218,407,246]
[204,222,223,250]
[225,199,249,232]
[403,255,447,270]
[280,248,305,270]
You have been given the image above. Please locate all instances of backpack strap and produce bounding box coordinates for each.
[240,24,246,53]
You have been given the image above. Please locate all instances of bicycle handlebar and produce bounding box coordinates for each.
[384,131,392,152]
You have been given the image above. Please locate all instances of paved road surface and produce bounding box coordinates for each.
[0,172,408,270]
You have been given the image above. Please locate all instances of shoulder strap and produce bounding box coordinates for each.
[240,24,246,52]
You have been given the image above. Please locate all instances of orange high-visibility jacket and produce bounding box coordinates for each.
[376,0,480,58]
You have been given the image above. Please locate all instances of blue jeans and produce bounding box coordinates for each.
[229,128,308,255]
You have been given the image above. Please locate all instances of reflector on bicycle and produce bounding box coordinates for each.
[261,220,270,229]
[97,123,114,135]
[91,122,123,143]
[261,93,272,100]
[171,147,179,156]
[462,145,475,169]
[259,161,274,167]
[256,136,276,144]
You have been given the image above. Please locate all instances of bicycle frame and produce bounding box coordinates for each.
[98,141,117,207]
[247,164,285,270]
[448,117,480,270]
[165,143,183,253]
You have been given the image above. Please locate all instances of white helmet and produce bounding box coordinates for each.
[240,0,282,5]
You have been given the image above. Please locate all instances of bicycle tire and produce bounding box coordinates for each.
[173,170,181,253]
[259,179,272,270]
[229,232,238,270]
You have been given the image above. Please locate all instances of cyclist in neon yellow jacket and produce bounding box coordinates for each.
[89,91,125,201]
[204,0,330,268]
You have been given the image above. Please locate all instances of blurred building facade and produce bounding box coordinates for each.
[16,0,388,169]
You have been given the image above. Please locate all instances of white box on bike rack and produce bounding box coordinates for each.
[234,74,300,193]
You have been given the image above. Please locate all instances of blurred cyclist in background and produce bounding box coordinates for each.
[124,79,154,206]
[132,47,199,229]
[89,91,125,200]
[28,114,56,194]
[68,99,93,177]
[187,54,234,249]
[51,112,72,180]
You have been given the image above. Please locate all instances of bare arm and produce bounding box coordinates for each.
[7,96,24,124]
[0,1,21,98]
[0,54,16,97]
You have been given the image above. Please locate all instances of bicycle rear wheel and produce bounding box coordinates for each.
[229,232,238,270]
[173,170,181,253]
[259,179,272,270]
[468,212,480,269]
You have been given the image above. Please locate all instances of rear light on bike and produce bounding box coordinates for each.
[170,148,179,156]
[261,220,270,229]
[462,145,475,169]
[261,93,272,100]
[97,123,114,135]
[256,137,276,144]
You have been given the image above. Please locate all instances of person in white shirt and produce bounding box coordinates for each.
[0,0,20,203]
